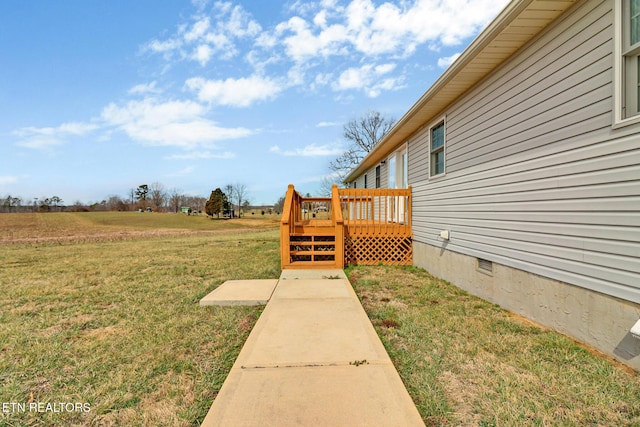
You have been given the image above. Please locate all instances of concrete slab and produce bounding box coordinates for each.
[199,279,278,306]
[279,269,347,280]
[234,298,389,368]
[202,364,425,427]
[271,278,352,300]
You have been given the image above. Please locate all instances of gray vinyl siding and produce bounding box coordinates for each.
[411,0,640,303]
[407,131,429,185]
[353,162,386,189]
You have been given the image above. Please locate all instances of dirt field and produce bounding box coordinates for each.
[0,212,280,245]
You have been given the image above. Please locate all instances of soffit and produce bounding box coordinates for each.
[344,0,578,182]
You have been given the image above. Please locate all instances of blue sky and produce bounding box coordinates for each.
[0,0,509,206]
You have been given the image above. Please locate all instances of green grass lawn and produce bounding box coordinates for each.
[2,212,640,426]
[347,265,640,426]
[0,218,280,426]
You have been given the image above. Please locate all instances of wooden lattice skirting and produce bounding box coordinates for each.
[344,235,412,266]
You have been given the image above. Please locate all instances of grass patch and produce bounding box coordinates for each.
[347,265,640,426]
[0,219,280,426]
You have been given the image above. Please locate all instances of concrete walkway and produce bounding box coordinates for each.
[201,270,425,426]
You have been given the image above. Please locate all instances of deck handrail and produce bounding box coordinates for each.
[337,187,412,235]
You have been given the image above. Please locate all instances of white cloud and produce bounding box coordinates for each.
[128,81,161,95]
[270,143,343,157]
[271,0,509,61]
[166,150,235,160]
[276,16,348,62]
[101,97,252,148]
[191,0,211,12]
[0,176,19,186]
[143,0,509,98]
[57,122,98,135]
[333,63,403,97]
[192,44,213,66]
[145,2,261,66]
[185,75,283,107]
[184,17,210,42]
[438,53,461,68]
[226,4,261,37]
[316,121,339,127]
[146,38,183,54]
[13,122,98,149]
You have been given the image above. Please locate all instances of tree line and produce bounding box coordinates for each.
[1,182,254,216]
[1,195,65,213]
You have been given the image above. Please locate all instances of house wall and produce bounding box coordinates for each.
[410,0,640,302]
[376,0,640,368]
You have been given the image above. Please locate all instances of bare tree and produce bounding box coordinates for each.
[2,195,22,213]
[233,183,248,217]
[223,184,235,216]
[168,188,184,213]
[319,175,341,197]
[274,195,286,214]
[49,196,63,212]
[149,182,167,211]
[184,195,206,213]
[328,111,396,183]
[106,195,126,211]
[128,188,137,209]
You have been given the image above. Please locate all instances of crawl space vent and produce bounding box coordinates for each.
[478,258,493,272]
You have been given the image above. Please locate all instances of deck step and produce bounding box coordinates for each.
[290,234,336,239]
[286,260,339,269]
[292,226,336,235]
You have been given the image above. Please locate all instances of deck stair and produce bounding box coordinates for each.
[281,184,412,269]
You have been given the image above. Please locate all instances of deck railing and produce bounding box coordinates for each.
[280,185,412,268]
[338,187,411,235]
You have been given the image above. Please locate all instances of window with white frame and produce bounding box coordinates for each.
[375,165,381,188]
[616,0,640,122]
[624,1,640,118]
[430,120,445,176]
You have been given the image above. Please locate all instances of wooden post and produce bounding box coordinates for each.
[331,185,344,269]
[280,184,295,269]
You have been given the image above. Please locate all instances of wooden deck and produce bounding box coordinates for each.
[281,185,412,269]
